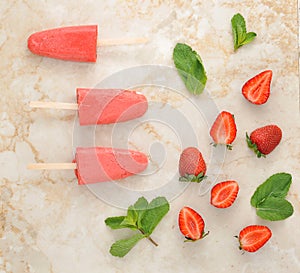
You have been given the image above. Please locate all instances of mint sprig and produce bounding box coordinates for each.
[173,43,207,95]
[231,13,256,51]
[105,196,170,257]
[251,173,294,221]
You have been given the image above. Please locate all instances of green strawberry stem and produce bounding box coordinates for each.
[246,132,266,158]
[179,172,206,183]
[226,144,233,150]
[202,231,210,238]
[184,231,209,242]
[139,229,158,247]
[211,142,233,150]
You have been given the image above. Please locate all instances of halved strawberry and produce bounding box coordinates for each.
[210,180,239,208]
[210,111,237,150]
[246,124,282,158]
[237,225,272,252]
[178,206,209,241]
[242,70,272,105]
[179,147,206,182]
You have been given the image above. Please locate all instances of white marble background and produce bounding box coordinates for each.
[1,1,300,272]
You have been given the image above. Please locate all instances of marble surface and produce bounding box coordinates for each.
[1,0,300,272]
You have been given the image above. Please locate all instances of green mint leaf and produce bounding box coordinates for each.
[106,196,169,257]
[117,205,139,230]
[105,216,136,230]
[255,197,294,221]
[251,173,292,207]
[109,233,145,257]
[140,196,170,235]
[173,43,207,95]
[133,197,149,229]
[105,216,126,229]
[231,13,256,51]
[127,205,138,224]
[242,32,257,45]
[237,23,246,45]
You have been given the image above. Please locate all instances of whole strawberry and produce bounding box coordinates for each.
[179,147,206,182]
[246,125,282,158]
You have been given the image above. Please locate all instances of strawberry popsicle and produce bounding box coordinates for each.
[30,89,148,126]
[75,147,148,184]
[77,88,148,125]
[28,147,148,184]
[27,25,148,62]
[28,25,98,62]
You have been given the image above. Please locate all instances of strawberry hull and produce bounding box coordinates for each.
[75,147,148,184]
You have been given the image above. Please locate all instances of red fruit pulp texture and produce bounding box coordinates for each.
[178,206,205,241]
[242,70,272,105]
[211,180,239,208]
[239,225,272,252]
[210,111,237,145]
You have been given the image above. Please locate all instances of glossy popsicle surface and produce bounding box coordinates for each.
[27,25,98,62]
[75,147,148,184]
[77,88,148,125]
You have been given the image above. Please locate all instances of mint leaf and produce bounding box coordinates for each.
[231,13,256,51]
[242,32,257,45]
[251,173,294,221]
[105,216,126,229]
[256,197,294,221]
[109,234,145,257]
[251,173,292,207]
[173,43,207,95]
[140,196,170,235]
[106,196,170,257]
[133,197,149,228]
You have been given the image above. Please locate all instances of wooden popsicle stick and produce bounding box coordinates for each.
[30,101,78,110]
[97,37,148,47]
[27,163,77,170]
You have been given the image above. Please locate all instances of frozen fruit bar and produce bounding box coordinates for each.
[28,25,98,62]
[75,147,148,184]
[77,88,148,125]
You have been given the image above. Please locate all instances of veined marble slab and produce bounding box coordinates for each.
[0,1,299,272]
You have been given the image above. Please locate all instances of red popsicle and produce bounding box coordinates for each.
[75,147,148,184]
[28,25,98,62]
[27,25,148,62]
[77,88,148,125]
[28,147,148,184]
[30,88,148,126]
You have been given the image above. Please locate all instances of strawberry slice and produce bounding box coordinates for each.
[242,70,272,105]
[237,225,272,252]
[210,180,239,208]
[178,207,209,241]
[210,111,237,150]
